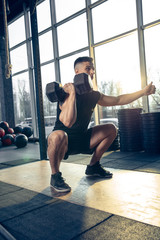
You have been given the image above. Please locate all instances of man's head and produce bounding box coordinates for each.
[74,56,95,80]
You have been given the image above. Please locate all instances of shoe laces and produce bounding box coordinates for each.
[58,174,68,187]
[95,162,107,173]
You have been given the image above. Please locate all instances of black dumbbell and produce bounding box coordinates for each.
[46,73,93,103]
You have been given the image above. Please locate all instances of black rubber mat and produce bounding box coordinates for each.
[0,234,6,240]
[74,215,160,240]
[0,181,21,196]
[0,182,57,222]
[1,181,160,240]
[0,181,111,240]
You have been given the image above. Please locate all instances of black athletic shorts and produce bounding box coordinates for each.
[64,128,96,160]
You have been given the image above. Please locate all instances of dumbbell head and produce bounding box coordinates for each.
[46,82,67,103]
[46,82,59,102]
[74,73,93,95]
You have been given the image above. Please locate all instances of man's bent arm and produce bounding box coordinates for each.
[59,83,77,128]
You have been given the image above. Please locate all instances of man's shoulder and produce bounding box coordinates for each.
[91,90,101,98]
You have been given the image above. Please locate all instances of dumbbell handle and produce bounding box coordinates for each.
[55,85,68,103]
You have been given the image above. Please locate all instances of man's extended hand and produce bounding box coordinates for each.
[143,82,156,96]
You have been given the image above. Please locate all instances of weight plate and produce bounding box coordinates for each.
[141,112,160,117]
[118,123,142,128]
[142,133,160,138]
[119,126,142,130]
[142,124,160,129]
[118,116,141,121]
[120,131,142,136]
[141,119,160,124]
[143,139,160,144]
[141,115,160,121]
[120,142,143,147]
[120,136,141,140]
[120,147,144,152]
[118,108,142,114]
[143,133,160,139]
[144,146,160,153]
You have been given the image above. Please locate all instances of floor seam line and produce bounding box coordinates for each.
[70,214,114,240]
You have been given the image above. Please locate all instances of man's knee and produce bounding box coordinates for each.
[106,123,118,139]
[48,130,68,147]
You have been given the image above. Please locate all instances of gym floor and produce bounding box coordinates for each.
[0,143,160,239]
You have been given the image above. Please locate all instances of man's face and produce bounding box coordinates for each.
[75,61,95,80]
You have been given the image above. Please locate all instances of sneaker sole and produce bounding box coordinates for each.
[50,184,71,193]
[85,173,113,178]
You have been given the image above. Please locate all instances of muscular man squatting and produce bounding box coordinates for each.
[47,56,156,193]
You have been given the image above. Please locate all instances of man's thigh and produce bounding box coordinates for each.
[90,123,117,149]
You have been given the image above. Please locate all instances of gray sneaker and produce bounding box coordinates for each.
[50,172,71,193]
[85,162,113,178]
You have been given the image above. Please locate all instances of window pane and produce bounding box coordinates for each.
[144,25,160,112]
[58,14,88,56]
[95,33,141,118]
[92,0,137,43]
[12,72,31,125]
[37,0,51,32]
[55,0,85,22]
[142,0,160,25]
[10,44,28,74]
[60,51,89,85]
[8,16,26,48]
[39,31,54,63]
[41,63,55,88]
[41,63,57,133]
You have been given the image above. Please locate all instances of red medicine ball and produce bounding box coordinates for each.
[0,121,9,132]
[0,127,5,138]
[2,134,14,146]
[6,128,14,134]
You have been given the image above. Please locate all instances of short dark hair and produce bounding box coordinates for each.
[74,56,93,69]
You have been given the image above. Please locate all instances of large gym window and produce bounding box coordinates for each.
[39,31,54,64]
[55,0,85,22]
[12,72,31,124]
[142,0,160,25]
[57,14,88,56]
[41,63,56,126]
[95,32,141,119]
[8,15,26,48]
[144,24,160,112]
[92,0,137,44]
[10,44,28,74]
[37,0,51,32]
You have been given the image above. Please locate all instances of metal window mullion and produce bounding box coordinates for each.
[89,0,108,9]
[24,3,38,137]
[93,28,137,48]
[136,0,149,113]
[50,0,60,83]
[143,19,160,30]
[86,0,100,125]
[29,0,47,160]
[58,46,89,61]
[55,8,86,27]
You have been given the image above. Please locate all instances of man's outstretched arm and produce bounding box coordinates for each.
[98,82,156,107]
